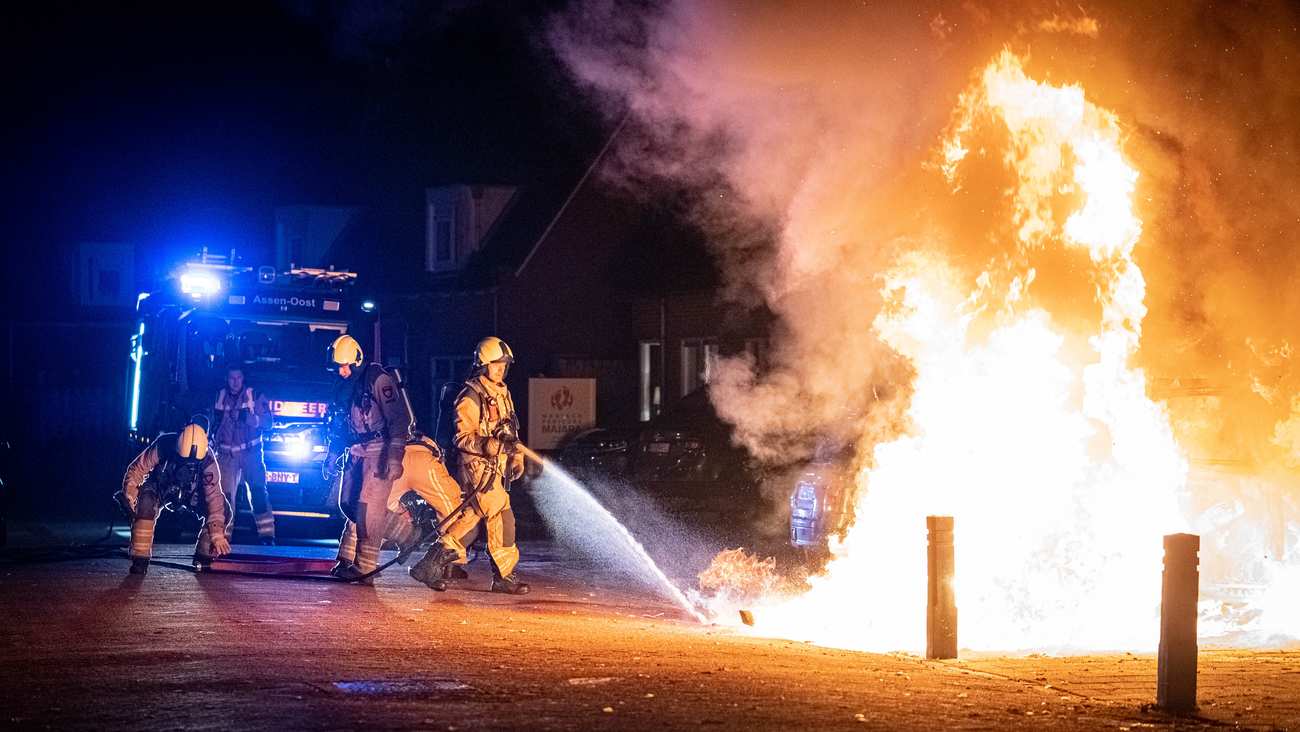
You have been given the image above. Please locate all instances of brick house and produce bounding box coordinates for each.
[335,160,771,445]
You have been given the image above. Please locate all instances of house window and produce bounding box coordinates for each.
[426,201,457,271]
[639,340,663,422]
[435,218,453,263]
[680,337,718,396]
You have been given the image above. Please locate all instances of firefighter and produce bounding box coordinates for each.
[118,422,231,575]
[409,336,529,595]
[335,434,478,588]
[323,334,413,584]
[213,364,275,544]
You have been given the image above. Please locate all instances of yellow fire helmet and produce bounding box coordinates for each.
[177,423,209,461]
[328,334,364,369]
[473,336,514,370]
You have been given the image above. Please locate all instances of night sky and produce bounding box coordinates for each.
[2,1,605,306]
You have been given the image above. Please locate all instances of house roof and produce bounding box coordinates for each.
[450,181,573,289]
[369,117,726,297]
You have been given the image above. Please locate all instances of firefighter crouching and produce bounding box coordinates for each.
[335,434,479,588]
[324,335,414,584]
[117,423,232,575]
[213,364,275,544]
[409,336,529,595]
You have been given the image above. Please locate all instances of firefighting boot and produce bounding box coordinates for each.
[333,563,374,586]
[329,560,353,578]
[128,558,150,575]
[258,536,276,546]
[490,573,530,595]
[419,564,464,592]
[192,555,213,572]
[408,547,457,591]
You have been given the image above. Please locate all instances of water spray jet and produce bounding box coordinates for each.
[518,444,708,624]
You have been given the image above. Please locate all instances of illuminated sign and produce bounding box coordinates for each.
[268,400,329,418]
[252,295,318,308]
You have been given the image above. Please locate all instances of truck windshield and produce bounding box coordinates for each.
[183,316,343,396]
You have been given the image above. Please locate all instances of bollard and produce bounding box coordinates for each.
[1157,533,1199,713]
[926,516,957,660]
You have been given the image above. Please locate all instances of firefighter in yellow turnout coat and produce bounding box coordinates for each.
[119,423,231,575]
[409,337,528,595]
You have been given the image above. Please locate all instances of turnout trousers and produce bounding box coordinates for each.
[124,486,232,561]
[334,455,395,574]
[439,482,518,578]
[217,446,275,541]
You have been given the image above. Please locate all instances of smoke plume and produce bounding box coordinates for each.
[551,1,1300,485]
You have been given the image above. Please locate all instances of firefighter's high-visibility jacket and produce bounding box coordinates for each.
[213,385,264,449]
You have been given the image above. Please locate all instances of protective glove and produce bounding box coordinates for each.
[322,456,341,481]
[210,533,232,557]
[508,459,525,482]
[114,490,137,519]
[493,421,520,451]
[386,459,404,481]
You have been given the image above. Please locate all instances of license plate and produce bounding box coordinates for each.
[267,470,300,484]
[647,442,671,454]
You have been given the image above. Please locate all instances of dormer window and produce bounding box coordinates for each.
[425,184,516,274]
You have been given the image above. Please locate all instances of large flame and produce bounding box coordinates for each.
[702,50,1298,652]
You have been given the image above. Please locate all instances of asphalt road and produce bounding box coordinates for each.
[1,532,1298,730]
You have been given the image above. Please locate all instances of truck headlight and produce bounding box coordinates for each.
[281,434,311,461]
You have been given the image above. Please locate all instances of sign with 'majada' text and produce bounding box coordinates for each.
[527,378,596,450]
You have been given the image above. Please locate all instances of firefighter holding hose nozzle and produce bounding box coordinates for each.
[409,336,529,595]
[118,421,232,575]
[323,334,414,584]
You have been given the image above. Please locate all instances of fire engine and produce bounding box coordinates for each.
[126,250,381,533]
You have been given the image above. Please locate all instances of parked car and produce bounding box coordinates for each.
[631,387,753,486]
[554,426,638,476]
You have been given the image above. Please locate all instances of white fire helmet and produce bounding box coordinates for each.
[473,336,514,371]
[328,334,364,370]
[177,423,209,461]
